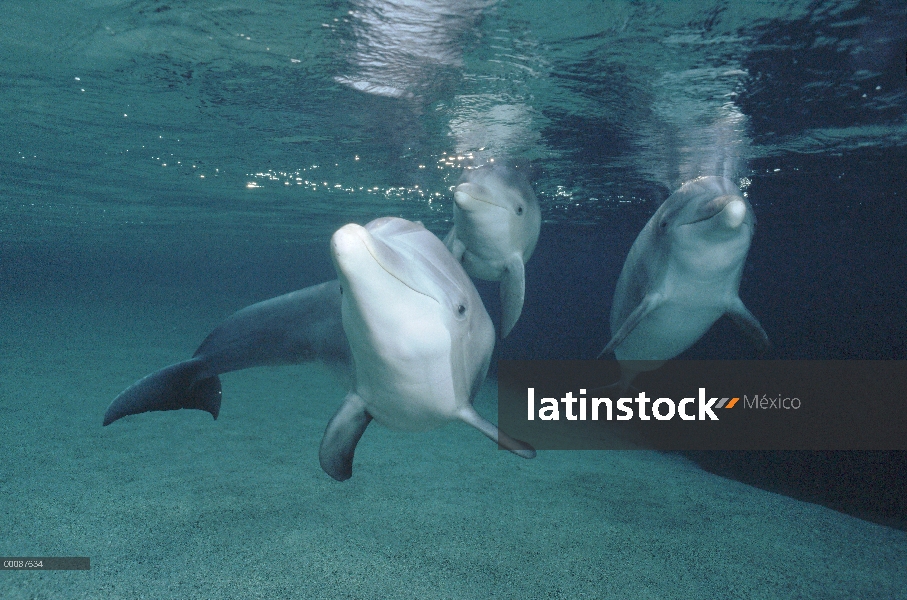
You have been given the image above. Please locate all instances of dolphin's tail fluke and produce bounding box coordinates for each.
[103,358,221,426]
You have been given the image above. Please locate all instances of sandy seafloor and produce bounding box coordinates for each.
[2,259,905,599]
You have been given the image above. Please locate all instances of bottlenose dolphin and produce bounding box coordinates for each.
[323,217,535,480]
[104,184,538,425]
[600,176,770,386]
[104,217,534,480]
[444,163,541,338]
[103,281,349,426]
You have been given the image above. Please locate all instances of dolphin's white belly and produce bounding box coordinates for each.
[345,296,461,432]
[615,301,724,361]
[454,208,515,282]
[357,349,459,432]
[462,249,506,281]
[615,271,733,361]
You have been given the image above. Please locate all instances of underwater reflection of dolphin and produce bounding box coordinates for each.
[324,217,534,480]
[444,164,541,337]
[600,176,770,386]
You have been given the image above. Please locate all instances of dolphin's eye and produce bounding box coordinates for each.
[660,221,668,229]
[516,205,524,215]
[339,285,343,295]
[457,304,466,316]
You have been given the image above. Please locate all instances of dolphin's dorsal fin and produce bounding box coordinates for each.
[499,254,526,338]
[598,293,663,358]
[319,392,373,481]
[726,298,771,352]
[457,406,535,459]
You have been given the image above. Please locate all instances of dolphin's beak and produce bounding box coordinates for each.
[331,224,397,285]
[687,194,747,227]
[453,182,507,211]
[330,223,368,272]
[720,198,747,228]
[331,223,433,301]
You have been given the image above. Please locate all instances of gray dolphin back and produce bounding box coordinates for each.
[194,280,347,372]
[103,280,348,426]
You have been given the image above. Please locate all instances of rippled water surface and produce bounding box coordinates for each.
[3,0,903,245]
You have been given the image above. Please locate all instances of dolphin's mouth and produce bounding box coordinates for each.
[364,240,430,300]
[334,224,437,304]
[684,194,746,227]
[454,182,507,210]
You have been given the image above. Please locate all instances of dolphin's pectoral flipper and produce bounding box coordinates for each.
[319,392,374,481]
[499,255,526,338]
[457,406,536,459]
[599,293,663,358]
[443,227,455,249]
[726,298,771,351]
[103,358,220,426]
[443,228,467,263]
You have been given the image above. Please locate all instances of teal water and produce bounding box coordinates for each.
[2,0,906,597]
